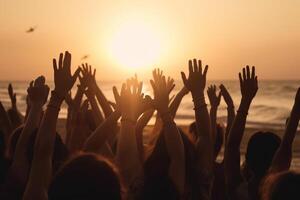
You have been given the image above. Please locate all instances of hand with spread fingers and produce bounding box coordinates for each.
[52,51,80,98]
[150,68,173,115]
[207,85,221,108]
[239,66,258,104]
[181,59,208,97]
[113,75,150,122]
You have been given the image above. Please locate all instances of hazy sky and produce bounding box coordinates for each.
[0,0,299,81]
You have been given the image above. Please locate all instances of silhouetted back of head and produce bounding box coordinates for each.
[142,129,179,200]
[245,132,281,177]
[262,171,300,200]
[49,153,122,200]
[9,127,69,172]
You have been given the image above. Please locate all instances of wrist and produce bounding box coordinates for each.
[30,103,44,110]
[47,91,64,110]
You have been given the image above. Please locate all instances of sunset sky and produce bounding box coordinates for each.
[0,0,299,81]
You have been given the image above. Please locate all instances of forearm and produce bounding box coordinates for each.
[161,113,185,194]
[210,106,218,146]
[87,95,104,125]
[225,106,235,140]
[226,99,250,149]
[13,105,42,163]
[193,92,213,167]
[83,110,120,153]
[136,110,154,162]
[169,90,186,119]
[94,85,113,118]
[116,120,141,185]
[270,107,300,172]
[73,86,84,110]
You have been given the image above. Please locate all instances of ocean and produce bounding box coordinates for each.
[1,80,299,129]
[1,80,300,169]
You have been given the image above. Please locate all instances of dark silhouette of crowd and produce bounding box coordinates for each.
[0,51,299,200]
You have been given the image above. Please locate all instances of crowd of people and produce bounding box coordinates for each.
[0,51,299,200]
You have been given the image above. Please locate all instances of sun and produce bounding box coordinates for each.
[108,21,162,70]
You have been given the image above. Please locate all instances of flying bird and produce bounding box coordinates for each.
[81,54,90,60]
[26,26,37,33]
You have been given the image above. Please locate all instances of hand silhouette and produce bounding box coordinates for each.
[239,66,258,103]
[207,85,221,108]
[220,84,234,108]
[52,51,80,98]
[27,76,49,107]
[8,83,17,108]
[181,59,208,97]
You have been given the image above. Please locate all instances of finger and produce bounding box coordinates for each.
[150,80,157,93]
[64,51,71,74]
[246,65,250,79]
[181,72,188,86]
[113,86,120,103]
[93,68,96,77]
[169,84,175,94]
[242,67,246,80]
[203,65,208,77]
[251,66,255,79]
[58,53,63,69]
[193,59,198,72]
[188,60,193,73]
[53,59,58,72]
[72,68,81,83]
[239,72,243,87]
[138,82,143,95]
[198,60,202,73]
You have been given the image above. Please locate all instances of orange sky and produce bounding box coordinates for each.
[0,0,299,81]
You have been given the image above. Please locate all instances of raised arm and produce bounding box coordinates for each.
[23,51,79,200]
[83,109,121,154]
[84,88,104,125]
[169,86,189,119]
[207,85,221,149]
[269,88,300,173]
[150,69,185,194]
[114,77,149,186]
[136,109,155,163]
[181,59,213,170]
[82,64,113,118]
[10,76,49,184]
[220,84,235,141]
[224,66,258,195]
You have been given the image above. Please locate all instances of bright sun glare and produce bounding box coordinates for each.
[108,21,162,70]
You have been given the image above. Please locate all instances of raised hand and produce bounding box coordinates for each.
[79,63,96,89]
[207,85,221,108]
[8,83,17,108]
[113,75,149,122]
[52,51,80,98]
[150,69,171,114]
[181,59,208,97]
[220,84,234,108]
[27,76,49,108]
[239,66,258,103]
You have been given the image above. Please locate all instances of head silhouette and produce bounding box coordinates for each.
[262,171,300,200]
[245,131,281,178]
[49,153,122,200]
[142,129,179,200]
